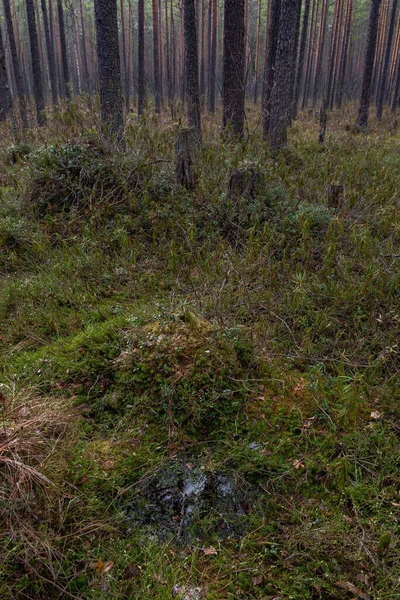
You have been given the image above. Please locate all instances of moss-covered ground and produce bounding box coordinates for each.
[0,103,399,599]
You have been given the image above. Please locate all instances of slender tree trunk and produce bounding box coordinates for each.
[376,0,398,118]
[94,0,124,140]
[0,24,12,121]
[357,0,382,127]
[253,0,262,103]
[26,0,46,124]
[170,0,176,101]
[302,0,318,109]
[120,0,129,111]
[262,0,281,137]
[268,0,301,149]
[58,0,71,99]
[41,0,58,105]
[199,0,206,103]
[293,0,310,117]
[79,0,90,94]
[138,0,146,115]
[184,0,201,138]
[3,0,28,127]
[152,0,162,111]
[222,0,245,137]
[336,0,353,107]
[207,0,217,112]
[312,0,327,106]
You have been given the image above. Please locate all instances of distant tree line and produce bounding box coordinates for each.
[0,0,399,145]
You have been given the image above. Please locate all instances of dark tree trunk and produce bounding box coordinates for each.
[57,0,71,99]
[376,0,398,118]
[120,0,129,111]
[253,0,262,103]
[26,0,46,125]
[138,0,146,115]
[184,0,201,139]
[222,0,245,138]
[3,0,28,128]
[199,0,206,103]
[268,0,301,149]
[302,0,318,109]
[41,0,58,105]
[294,0,311,118]
[94,0,124,141]
[0,25,12,122]
[207,0,217,112]
[357,0,382,127]
[152,0,162,112]
[262,0,281,138]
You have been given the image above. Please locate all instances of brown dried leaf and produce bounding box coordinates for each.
[252,574,263,586]
[203,546,218,555]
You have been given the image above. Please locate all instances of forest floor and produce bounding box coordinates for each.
[0,102,399,599]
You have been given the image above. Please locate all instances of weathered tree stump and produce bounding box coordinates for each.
[327,184,344,210]
[176,127,197,190]
[228,164,262,200]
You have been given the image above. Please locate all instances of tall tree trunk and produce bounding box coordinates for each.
[79,0,90,94]
[253,0,262,103]
[120,0,129,111]
[3,0,28,128]
[0,24,12,122]
[199,0,206,103]
[268,0,301,149]
[312,0,327,106]
[301,0,318,109]
[94,0,124,140]
[207,0,217,112]
[294,0,310,117]
[164,0,172,106]
[223,0,245,137]
[376,0,398,118]
[336,0,353,107]
[41,0,58,105]
[57,0,71,99]
[357,0,382,127]
[152,0,162,112]
[26,0,46,124]
[138,0,146,115]
[184,0,201,138]
[262,0,281,137]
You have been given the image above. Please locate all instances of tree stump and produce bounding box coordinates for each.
[327,184,344,210]
[228,164,262,200]
[176,127,197,190]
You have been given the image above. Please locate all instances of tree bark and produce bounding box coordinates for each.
[294,0,311,117]
[0,24,12,122]
[268,0,301,149]
[94,0,124,141]
[2,0,28,128]
[41,0,58,105]
[138,0,146,116]
[152,0,162,112]
[184,0,201,139]
[356,0,382,127]
[26,0,46,124]
[57,0,71,99]
[207,0,217,112]
[222,0,246,138]
[262,0,281,137]
[376,0,398,118]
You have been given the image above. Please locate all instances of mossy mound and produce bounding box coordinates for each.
[26,142,138,218]
[111,312,257,434]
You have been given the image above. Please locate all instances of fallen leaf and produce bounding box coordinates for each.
[370,411,382,420]
[102,561,114,574]
[203,546,218,555]
[293,459,305,469]
[252,574,263,586]
[91,558,104,573]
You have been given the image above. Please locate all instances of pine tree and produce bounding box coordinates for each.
[222,0,245,137]
[94,0,124,141]
[26,0,46,124]
[184,0,201,138]
[357,0,382,127]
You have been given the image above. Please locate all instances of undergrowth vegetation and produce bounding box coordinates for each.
[0,103,399,599]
